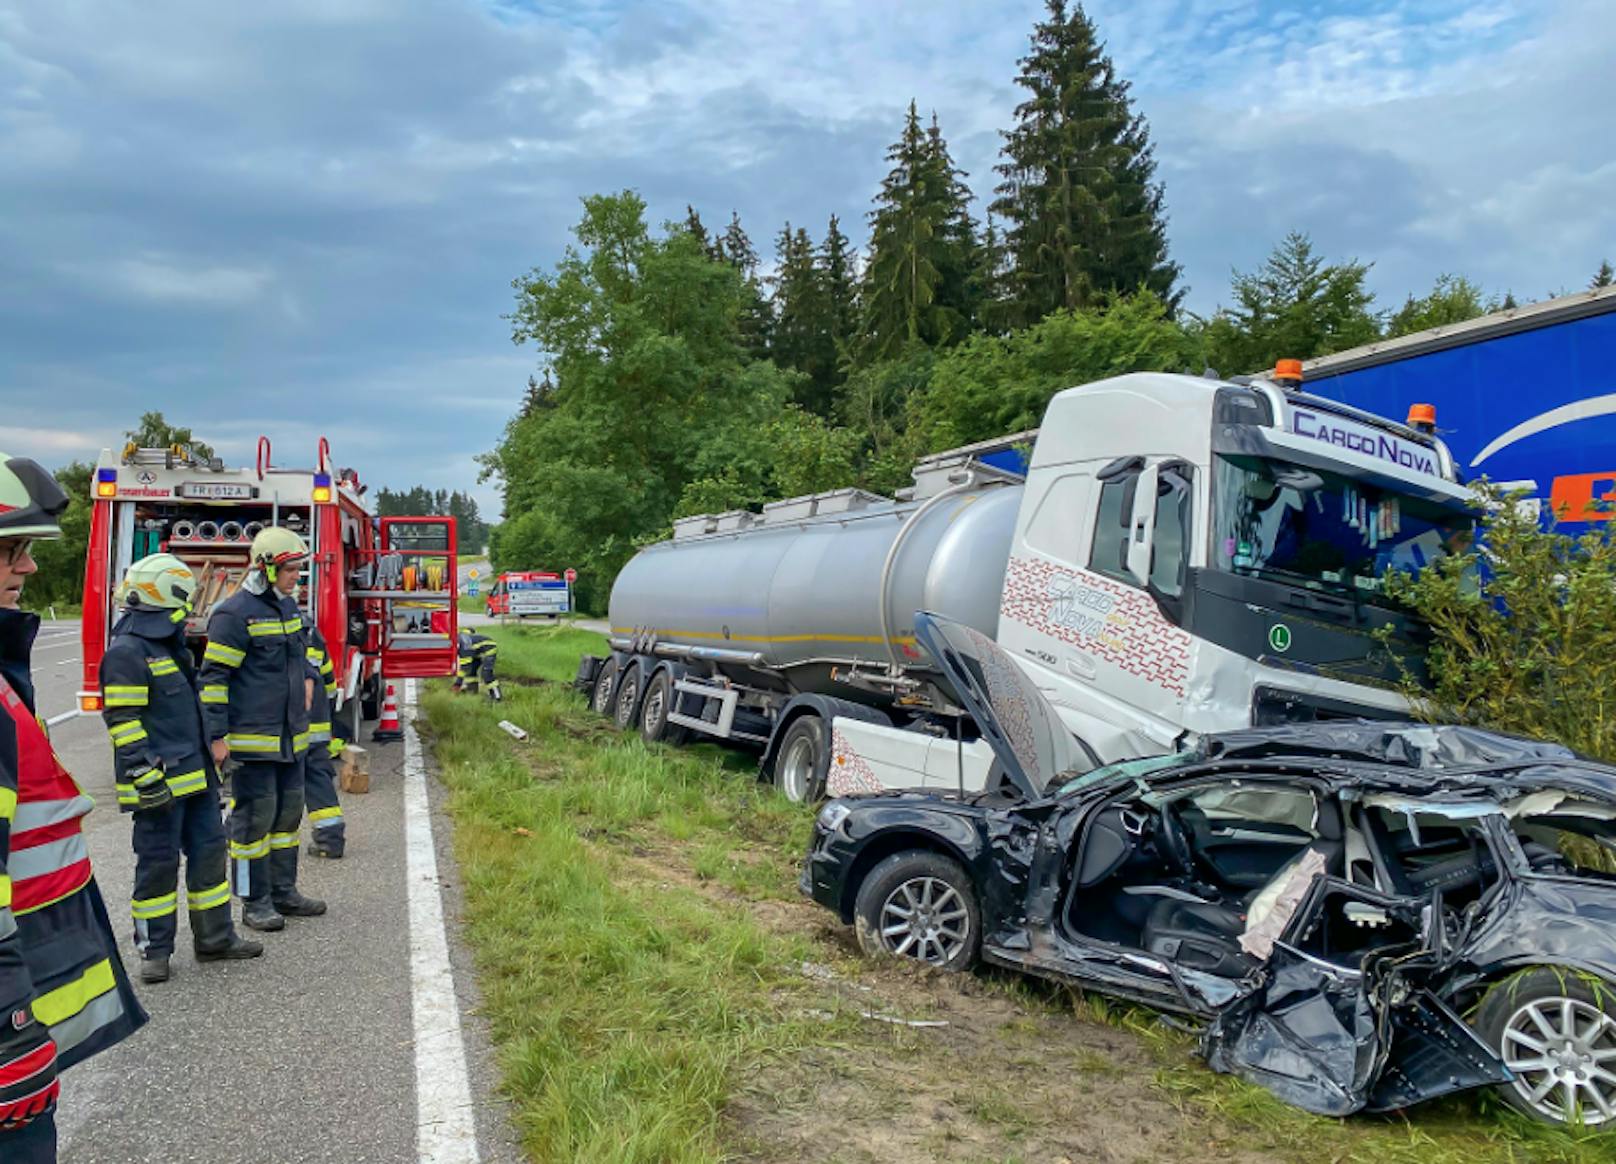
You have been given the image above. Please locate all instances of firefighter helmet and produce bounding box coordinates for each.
[120,553,198,612]
[250,526,309,580]
[0,452,70,540]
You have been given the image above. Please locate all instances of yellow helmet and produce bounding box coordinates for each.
[250,526,309,580]
[120,553,197,613]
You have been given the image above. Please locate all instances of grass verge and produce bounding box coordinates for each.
[424,623,1616,1164]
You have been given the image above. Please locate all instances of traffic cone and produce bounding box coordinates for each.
[371,683,404,743]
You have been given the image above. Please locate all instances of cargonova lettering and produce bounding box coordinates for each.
[1289,408,1437,477]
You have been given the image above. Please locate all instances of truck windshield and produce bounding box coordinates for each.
[1211,455,1474,606]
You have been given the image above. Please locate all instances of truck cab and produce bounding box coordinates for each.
[833,369,1476,795]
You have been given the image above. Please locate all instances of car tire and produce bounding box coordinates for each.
[773,715,829,804]
[590,656,620,718]
[1474,965,1616,1127]
[611,660,645,731]
[853,850,980,972]
[360,675,380,722]
[638,668,688,746]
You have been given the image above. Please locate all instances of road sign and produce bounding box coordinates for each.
[564,567,577,583]
[469,581,480,597]
[468,568,480,579]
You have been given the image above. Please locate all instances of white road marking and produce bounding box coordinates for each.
[46,708,80,726]
[402,678,479,1163]
[32,636,81,652]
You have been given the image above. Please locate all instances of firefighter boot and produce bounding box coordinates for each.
[272,889,327,917]
[140,955,171,984]
[487,681,503,703]
[242,898,286,932]
[195,934,264,962]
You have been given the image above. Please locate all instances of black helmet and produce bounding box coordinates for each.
[0,453,70,539]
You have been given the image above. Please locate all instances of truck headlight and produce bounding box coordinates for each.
[816,801,852,834]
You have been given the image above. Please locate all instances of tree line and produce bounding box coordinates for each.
[373,486,491,554]
[482,0,1610,611]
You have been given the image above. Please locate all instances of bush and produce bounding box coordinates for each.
[1386,486,1616,762]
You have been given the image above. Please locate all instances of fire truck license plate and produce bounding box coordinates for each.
[179,482,256,500]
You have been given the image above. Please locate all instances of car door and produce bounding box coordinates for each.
[1203,873,1509,1116]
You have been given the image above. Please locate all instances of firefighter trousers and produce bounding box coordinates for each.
[0,1110,56,1163]
[130,787,234,957]
[304,746,345,856]
[229,757,305,903]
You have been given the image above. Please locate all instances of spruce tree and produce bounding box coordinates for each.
[682,205,711,253]
[820,215,860,379]
[992,0,1180,327]
[1593,260,1615,290]
[720,212,772,359]
[770,223,838,412]
[861,102,976,362]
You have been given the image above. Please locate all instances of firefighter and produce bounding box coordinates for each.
[0,452,146,1164]
[303,627,345,859]
[198,527,326,931]
[100,554,263,982]
[453,630,501,702]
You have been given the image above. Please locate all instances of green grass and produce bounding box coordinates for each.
[457,594,490,615]
[421,624,826,1162]
[426,623,1616,1164]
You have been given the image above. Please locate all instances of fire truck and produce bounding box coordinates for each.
[78,436,458,736]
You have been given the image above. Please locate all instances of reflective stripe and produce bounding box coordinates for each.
[229,836,270,859]
[226,733,281,753]
[308,806,344,824]
[114,785,139,808]
[107,720,148,745]
[0,875,9,909]
[165,769,208,798]
[133,767,164,789]
[103,685,149,707]
[187,881,231,912]
[283,617,302,633]
[308,722,332,743]
[292,731,311,754]
[12,794,92,833]
[0,906,14,941]
[269,832,299,850]
[131,892,178,920]
[200,685,229,705]
[457,657,472,666]
[204,642,245,666]
[306,648,323,665]
[8,834,89,882]
[45,978,125,1058]
[324,683,338,697]
[0,785,14,821]
[247,621,283,637]
[147,658,180,676]
[32,958,116,1027]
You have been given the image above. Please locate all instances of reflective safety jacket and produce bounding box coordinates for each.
[305,628,343,763]
[198,584,310,762]
[457,632,498,681]
[99,607,218,811]
[0,610,145,1069]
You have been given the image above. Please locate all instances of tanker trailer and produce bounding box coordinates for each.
[582,368,1479,803]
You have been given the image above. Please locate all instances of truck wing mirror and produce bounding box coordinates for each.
[1097,454,1145,483]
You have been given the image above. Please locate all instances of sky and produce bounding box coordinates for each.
[2,0,1610,516]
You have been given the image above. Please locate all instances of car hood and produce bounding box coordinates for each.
[912,611,1079,801]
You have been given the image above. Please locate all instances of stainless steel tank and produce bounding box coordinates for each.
[608,482,1021,692]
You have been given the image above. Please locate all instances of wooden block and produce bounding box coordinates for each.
[339,744,371,794]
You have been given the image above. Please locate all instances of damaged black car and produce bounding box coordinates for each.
[801,612,1616,1125]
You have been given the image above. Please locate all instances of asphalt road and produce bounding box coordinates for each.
[25,622,523,1164]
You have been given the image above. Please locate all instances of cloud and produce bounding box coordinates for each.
[0,0,1609,522]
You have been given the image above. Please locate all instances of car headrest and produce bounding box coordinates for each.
[1314,796,1344,842]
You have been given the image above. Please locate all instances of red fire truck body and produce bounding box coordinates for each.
[79,437,458,734]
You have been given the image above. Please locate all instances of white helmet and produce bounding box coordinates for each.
[250,526,309,581]
[120,553,198,613]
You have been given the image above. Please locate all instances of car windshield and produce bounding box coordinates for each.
[1211,454,1475,607]
[1056,753,1192,797]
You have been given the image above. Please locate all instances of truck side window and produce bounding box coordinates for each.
[1150,466,1192,599]
[1090,468,1139,583]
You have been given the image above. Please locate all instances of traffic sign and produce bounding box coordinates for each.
[564,567,577,583]
[468,568,480,579]
[469,581,479,597]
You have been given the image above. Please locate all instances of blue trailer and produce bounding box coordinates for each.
[1304,287,1616,529]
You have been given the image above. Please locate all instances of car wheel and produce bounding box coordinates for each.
[853,851,980,972]
[591,656,619,718]
[638,668,688,746]
[1475,966,1616,1126]
[612,661,644,731]
[773,715,829,804]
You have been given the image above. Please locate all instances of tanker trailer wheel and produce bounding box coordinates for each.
[612,660,647,731]
[639,668,689,747]
[774,715,830,804]
[591,656,620,718]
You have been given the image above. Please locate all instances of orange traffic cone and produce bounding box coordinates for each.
[371,683,404,743]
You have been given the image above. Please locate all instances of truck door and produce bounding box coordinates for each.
[373,516,458,678]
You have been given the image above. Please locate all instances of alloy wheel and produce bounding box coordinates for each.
[878,876,971,966]
[1501,995,1616,1124]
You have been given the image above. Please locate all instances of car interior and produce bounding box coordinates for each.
[1061,777,1572,979]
